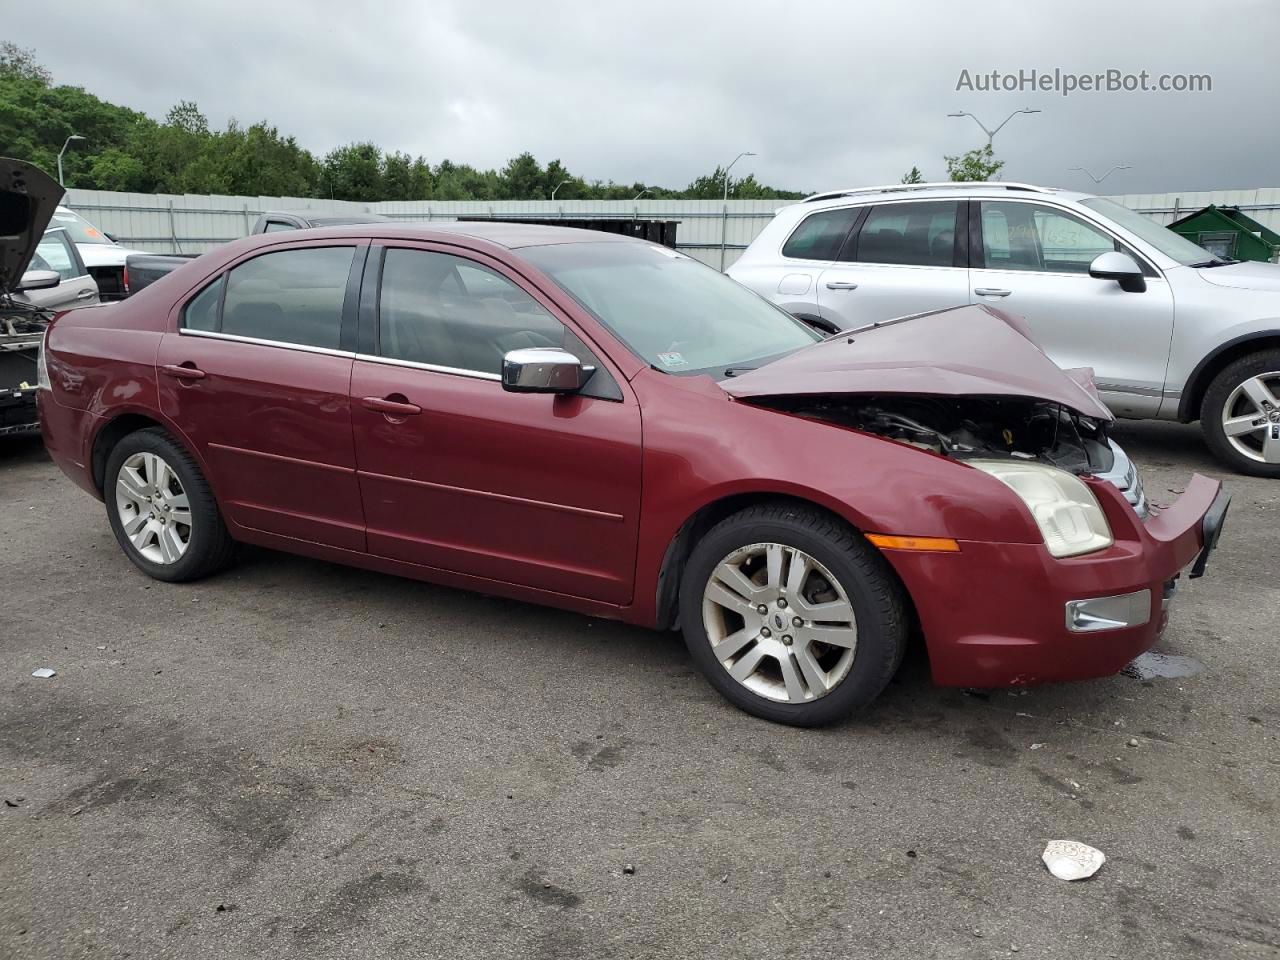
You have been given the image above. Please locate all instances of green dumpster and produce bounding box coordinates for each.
[1167,204,1280,262]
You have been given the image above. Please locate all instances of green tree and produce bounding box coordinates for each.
[0,42,52,85]
[944,144,1003,182]
[901,166,924,184]
[499,151,544,199]
[324,142,383,201]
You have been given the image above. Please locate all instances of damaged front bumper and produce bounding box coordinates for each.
[882,473,1227,688]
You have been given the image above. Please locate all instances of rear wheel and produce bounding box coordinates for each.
[1201,350,1280,477]
[679,503,907,726]
[105,428,235,582]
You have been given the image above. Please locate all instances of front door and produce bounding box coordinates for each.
[970,200,1175,418]
[157,242,367,549]
[350,244,642,604]
[816,199,970,329]
[28,229,99,311]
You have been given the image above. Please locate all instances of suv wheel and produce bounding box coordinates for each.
[1201,350,1280,477]
[679,503,907,726]
[105,428,236,581]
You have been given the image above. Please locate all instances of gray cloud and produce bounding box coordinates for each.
[12,0,1278,193]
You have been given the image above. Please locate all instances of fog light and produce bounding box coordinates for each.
[1065,590,1151,633]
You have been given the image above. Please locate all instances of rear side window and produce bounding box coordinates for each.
[378,248,565,374]
[220,246,353,348]
[782,208,859,261]
[854,201,959,266]
[183,277,223,332]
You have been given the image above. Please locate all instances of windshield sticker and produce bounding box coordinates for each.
[656,351,688,368]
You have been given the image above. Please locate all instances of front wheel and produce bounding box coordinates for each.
[1200,350,1280,477]
[104,427,236,582]
[679,503,908,726]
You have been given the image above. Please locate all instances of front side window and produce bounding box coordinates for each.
[782,208,859,261]
[521,242,821,376]
[32,231,80,280]
[981,201,1118,274]
[219,246,354,349]
[378,249,566,374]
[854,201,959,266]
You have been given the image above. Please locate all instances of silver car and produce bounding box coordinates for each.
[729,182,1280,477]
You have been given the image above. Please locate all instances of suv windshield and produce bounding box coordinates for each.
[521,242,821,375]
[50,208,115,246]
[1079,197,1217,265]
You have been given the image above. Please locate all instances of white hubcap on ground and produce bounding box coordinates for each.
[1222,372,1280,464]
[701,542,857,704]
[115,452,192,564]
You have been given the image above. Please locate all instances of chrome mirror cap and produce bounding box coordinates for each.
[1088,251,1146,292]
[501,347,594,394]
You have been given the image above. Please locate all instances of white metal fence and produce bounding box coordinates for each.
[63,186,1280,270]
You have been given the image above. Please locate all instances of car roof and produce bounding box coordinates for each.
[261,209,390,225]
[261,220,641,250]
[792,183,1097,212]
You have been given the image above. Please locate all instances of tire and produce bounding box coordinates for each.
[679,502,907,726]
[1200,349,1280,478]
[104,427,236,582]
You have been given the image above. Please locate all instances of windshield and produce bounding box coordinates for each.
[50,208,115,246]
[1080,197,1217,265]
[521,242,821,375]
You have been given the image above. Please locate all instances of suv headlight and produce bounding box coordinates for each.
[969,460,1113,558]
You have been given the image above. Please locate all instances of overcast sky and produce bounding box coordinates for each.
[13,0,1279,195]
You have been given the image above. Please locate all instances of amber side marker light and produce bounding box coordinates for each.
[866,534,961,553]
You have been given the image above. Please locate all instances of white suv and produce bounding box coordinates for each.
[729,182,1280,476]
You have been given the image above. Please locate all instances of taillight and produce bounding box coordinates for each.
[122,264,130,294]
[36,329,51,390]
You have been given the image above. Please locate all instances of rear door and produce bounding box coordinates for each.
[349,243,642,604]
[816,199,970,329]
[27,229,98,310]
[969,199,1175,418]
[156,241,368,549]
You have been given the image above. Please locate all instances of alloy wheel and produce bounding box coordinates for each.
[701,542,858,703]
[115,452,192,564]
[1221,372,1280,464]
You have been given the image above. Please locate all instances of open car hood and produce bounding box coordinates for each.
[721,304,1114,422]
[0,158,63,294]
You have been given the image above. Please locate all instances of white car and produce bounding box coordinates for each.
[49,205,152,300]
[729,182,1280,476]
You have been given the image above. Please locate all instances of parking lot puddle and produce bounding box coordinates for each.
[1121,651,1204,680]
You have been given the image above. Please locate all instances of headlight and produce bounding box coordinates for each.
[968,460,1113,558]
[36,332,51,390]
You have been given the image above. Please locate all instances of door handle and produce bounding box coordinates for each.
[161,363,206,380]
[825,281,859,291]
[76,288,95,300]
[974,287,1012,298]
[362,396,422,417]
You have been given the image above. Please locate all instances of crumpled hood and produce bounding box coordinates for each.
[1193,259,1280,292]
[721,304,1114,421]
[0,158,62,293]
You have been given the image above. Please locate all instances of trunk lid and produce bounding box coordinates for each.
[721,304,1114,421]
[0,158,63,294]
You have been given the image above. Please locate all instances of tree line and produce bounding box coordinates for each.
[0,44,805,202]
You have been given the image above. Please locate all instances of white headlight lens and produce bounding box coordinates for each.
[969,460,1113,558]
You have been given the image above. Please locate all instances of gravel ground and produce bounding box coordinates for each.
[1,420,1277,960]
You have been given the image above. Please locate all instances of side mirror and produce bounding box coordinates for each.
[103,232,118,243]
[1089,251,1146,293]
[501,347,594,394]
[16,269,61,292]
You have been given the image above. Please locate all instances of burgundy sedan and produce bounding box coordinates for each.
[37,221,1228,725]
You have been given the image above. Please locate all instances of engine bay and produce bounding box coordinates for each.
[752,393,1115,475]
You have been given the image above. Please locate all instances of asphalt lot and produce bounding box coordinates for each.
[2,420,1277,960]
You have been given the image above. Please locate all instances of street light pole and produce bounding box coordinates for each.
[633,188,651,200]
[720,150,756,271]
[57,134,87,187]
[1069,164,1132,185]
[946,108,1040,148]
[550,179,571,200]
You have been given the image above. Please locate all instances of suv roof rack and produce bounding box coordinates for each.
[802,182,1056,203]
